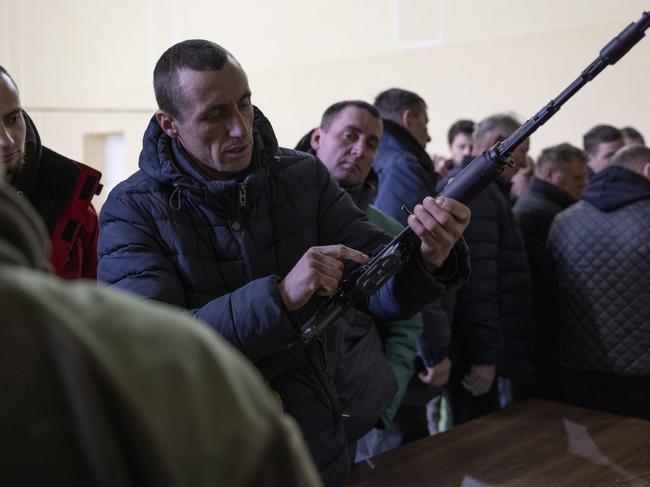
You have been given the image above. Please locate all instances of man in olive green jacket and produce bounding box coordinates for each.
[0,166,322,487]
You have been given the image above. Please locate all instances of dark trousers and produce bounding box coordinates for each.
[391,403,430,444]
[446,365,500,425]
[564,369,650,420]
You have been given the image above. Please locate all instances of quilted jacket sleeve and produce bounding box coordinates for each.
[97,191,297,363]
[453,189,503,365]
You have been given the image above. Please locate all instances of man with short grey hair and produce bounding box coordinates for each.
[437,113,534,424]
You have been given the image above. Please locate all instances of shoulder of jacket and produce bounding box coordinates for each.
[268,148,325,180]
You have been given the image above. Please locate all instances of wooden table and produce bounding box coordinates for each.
[347,399,650,486]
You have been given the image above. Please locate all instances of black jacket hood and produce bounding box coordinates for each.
[582,166,650,211]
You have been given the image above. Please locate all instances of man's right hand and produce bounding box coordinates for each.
[278,245,368,311]
[461,364,496,397]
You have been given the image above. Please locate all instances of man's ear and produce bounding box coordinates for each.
[310,128,322,152]
[488,132,506,147]
[400,109,412,130]
[540,164,554,181]
[642,161,650,181]
[155,110,178,138]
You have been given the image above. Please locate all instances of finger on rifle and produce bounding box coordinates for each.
[407,213,439,250]
[413,202,455,247]
[315,273,341,296]
[317,244,369,264]
[307,248,346,273]
[308,258,345,285]
[431,196,471,225]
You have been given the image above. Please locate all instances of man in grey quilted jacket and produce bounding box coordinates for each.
[548,144,650,419]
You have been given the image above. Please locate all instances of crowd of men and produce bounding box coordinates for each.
[1,38,649,487]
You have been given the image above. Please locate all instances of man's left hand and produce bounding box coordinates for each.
[407,196,470,269]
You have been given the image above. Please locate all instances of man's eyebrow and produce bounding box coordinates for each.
[3,108,21,118]
[197,91,252,120]
[197,103,227,119]
[344,125,379,139]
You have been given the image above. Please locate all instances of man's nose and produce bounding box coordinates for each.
[0,124,14,149]
[228,109,248,138]
[351,139,364,158]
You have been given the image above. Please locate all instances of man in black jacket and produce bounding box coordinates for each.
[0,66,101,279]
[513,143,588,399]
[98,40,471,487]
[438,114,534,424]
[548,145,650,419]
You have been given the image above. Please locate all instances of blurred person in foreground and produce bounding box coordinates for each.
[0,152,322,487]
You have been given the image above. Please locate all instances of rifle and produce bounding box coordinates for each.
[258,10,650,382]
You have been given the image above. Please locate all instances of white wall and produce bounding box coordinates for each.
[1,0,649,206]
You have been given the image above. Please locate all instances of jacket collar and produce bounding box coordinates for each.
[381,119,434,172]
[528,176,576,208]
[138,106,279,218]
[344,168,378,212]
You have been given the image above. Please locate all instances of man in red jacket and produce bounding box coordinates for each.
[0,65,101,279]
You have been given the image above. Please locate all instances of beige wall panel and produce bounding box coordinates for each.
[445,0,649,44]
[14,0,155,108]
[2,0,649,206]
[251,14,650,158]
[173,0,395,70]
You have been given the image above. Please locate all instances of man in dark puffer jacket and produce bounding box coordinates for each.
[548,145,650,420]
[97,40,471,487]
[437,114,534,424]
[513,143,588,400]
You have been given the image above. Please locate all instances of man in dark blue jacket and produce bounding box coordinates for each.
[97,40,471,487]
[372,88,437,224]
[548,145,650,420]
[370,88,454,443]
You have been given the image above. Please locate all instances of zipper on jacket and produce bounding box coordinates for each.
[238,182,247,208]
[317,332,343,422]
